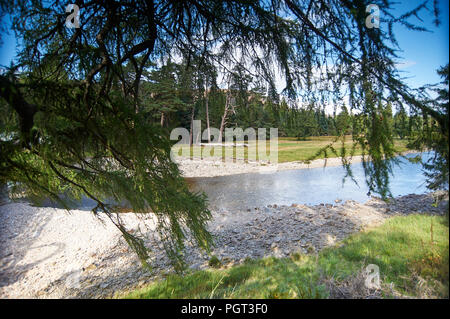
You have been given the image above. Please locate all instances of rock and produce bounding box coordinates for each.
[99,282,110,289]
[84,264,97,272]
[189,263,202,270]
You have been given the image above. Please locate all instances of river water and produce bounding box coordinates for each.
[187,152,434,211]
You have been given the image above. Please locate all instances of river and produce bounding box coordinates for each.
[18,152,436,211]
[187,152,434,211]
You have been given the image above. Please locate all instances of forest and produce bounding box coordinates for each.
[140,59,432,142]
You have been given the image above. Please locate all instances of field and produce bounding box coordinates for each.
[172,136,410,163]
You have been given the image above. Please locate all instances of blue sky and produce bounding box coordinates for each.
[389,0,449,88]
[0,14,15,69]
[1,1,448,89]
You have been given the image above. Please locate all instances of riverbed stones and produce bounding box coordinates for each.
[0,192,447,299]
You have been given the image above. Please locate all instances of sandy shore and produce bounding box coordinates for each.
[0,191,447,299]
[177,151,419,178]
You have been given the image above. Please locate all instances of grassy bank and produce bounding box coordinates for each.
[122,214,448,299]
[277,136,409,163]
[172,136,409,163]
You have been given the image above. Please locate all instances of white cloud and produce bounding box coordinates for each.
[395,60,417,69]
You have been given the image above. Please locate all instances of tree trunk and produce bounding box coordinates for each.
[160,112,165,127]
[205,83,211,143]
[189,106,195,146]
[218,112,226,142]
[218,91,232,142]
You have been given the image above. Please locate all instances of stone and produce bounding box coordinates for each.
[84,264,97,272]
[99,282,110,289]
[189,263,202,270]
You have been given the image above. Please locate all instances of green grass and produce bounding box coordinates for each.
[172,136,410,163]
[318,214,449,297]
[121,214,448,299]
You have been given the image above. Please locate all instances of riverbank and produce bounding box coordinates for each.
[126,214,449,299]
[173,136,410,171]
[0,191,447,299]
[177,150,420,178]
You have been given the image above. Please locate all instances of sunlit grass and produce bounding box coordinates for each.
[171,136,410,163]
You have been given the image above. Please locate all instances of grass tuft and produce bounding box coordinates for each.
[208,255,222,268]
